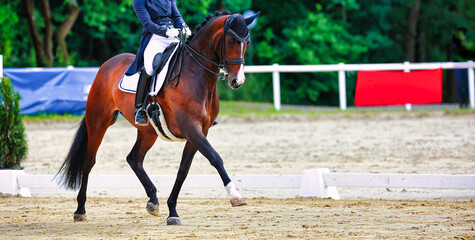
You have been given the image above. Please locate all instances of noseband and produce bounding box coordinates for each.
[174,14,249,82]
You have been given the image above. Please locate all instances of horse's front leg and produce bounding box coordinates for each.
[166,141,197,225]
[183,125,247,207]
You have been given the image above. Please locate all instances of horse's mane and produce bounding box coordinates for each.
[187,10,232,43]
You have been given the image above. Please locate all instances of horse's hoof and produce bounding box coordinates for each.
[230,196,247,207]
[146,202,159,216]
[167,217,182,225]
[73,214,87,222]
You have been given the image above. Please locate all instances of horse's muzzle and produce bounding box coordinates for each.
[230,78,244,89]
[228,64,245,89]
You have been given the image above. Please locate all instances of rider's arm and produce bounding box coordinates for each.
[133,0,168,37]
[171,0,187,29]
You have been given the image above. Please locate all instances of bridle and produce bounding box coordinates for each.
[171,14,249,84]
[219,14,249,68]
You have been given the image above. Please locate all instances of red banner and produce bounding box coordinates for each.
[354,68,442,107]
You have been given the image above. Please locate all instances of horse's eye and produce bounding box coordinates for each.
[227,39,234,47]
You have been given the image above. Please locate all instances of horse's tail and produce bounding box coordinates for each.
[56,117,88,190]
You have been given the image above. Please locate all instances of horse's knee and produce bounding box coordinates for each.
[209,157,224,168]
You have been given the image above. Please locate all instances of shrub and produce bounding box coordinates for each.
[0,77,28,168]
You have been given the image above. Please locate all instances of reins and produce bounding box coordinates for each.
[166,14,249,88]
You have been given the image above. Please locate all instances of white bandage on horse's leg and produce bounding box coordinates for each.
[225,182,242,199]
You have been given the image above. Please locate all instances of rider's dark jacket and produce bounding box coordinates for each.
[126,0,187,75]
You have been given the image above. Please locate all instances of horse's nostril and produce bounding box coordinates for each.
[232,79,238,85]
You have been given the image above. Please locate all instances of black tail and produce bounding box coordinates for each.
[56,118,88,190]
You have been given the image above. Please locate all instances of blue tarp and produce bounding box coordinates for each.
[3,67,99,115]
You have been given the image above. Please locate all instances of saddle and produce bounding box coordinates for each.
[118,43,185,142]
[118,42,179,94]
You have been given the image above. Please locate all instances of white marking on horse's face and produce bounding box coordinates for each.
[236,64,245,85]
[236,43,245,85]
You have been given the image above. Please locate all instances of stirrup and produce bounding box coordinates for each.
[134,108,149,126]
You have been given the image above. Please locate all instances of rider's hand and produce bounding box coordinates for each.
[182,26,192,38]
[166,28,180,38]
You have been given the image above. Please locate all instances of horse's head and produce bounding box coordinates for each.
[214,12,260,89]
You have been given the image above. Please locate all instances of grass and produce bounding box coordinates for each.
[22,113,83,123]
[21,101,474,123]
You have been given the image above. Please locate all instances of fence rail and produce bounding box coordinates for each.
[1,55,473,110]
[245,61,475,110]
[17,174,302,189]
[1,169,473,199]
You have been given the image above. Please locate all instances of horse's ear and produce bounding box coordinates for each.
[245,11,261,26]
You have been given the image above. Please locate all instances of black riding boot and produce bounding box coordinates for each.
[134,69,151,126]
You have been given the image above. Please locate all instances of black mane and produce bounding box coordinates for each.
[186,10,232,43]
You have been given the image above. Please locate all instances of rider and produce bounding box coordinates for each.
[125,0,191,125]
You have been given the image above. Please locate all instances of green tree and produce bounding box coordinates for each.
[0,2,20,67]
[2,0,475,105]
[22,0,79,66]
[0,77,28,169]
[243,1,385,105]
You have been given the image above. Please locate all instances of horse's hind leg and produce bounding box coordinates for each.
[126,130,158,216]
[74,113,114,221]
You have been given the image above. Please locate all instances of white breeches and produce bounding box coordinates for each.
[143,34,179,75]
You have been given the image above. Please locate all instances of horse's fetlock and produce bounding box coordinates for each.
[146,186,157,197]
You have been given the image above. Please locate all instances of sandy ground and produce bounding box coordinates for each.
[23,111,475,176]
[2,110,475,239]
[1,195,474,239]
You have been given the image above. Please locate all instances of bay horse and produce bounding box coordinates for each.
[57,10,260,225]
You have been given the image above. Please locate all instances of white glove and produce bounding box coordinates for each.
[182,26,192,38]
[166,28,180,38]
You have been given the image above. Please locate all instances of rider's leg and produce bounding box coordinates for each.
[134,34,178,125]
[134,69,150,125]
[134,35,165,125]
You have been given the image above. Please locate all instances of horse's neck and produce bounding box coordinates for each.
[188,26,221,68]
[183,27,221,91]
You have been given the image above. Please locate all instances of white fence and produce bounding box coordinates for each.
[245,61,475,110]
[1,169,474,199]
[1,55,474,110]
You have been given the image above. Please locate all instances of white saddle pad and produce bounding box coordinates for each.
[119,45,179,95]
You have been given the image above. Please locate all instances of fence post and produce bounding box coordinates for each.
[468,60,475,109]
[403,61,410,72]
[0,169,31,197]
[338,63,347,110]
[299,169,340,199]
[272,63,281,111]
